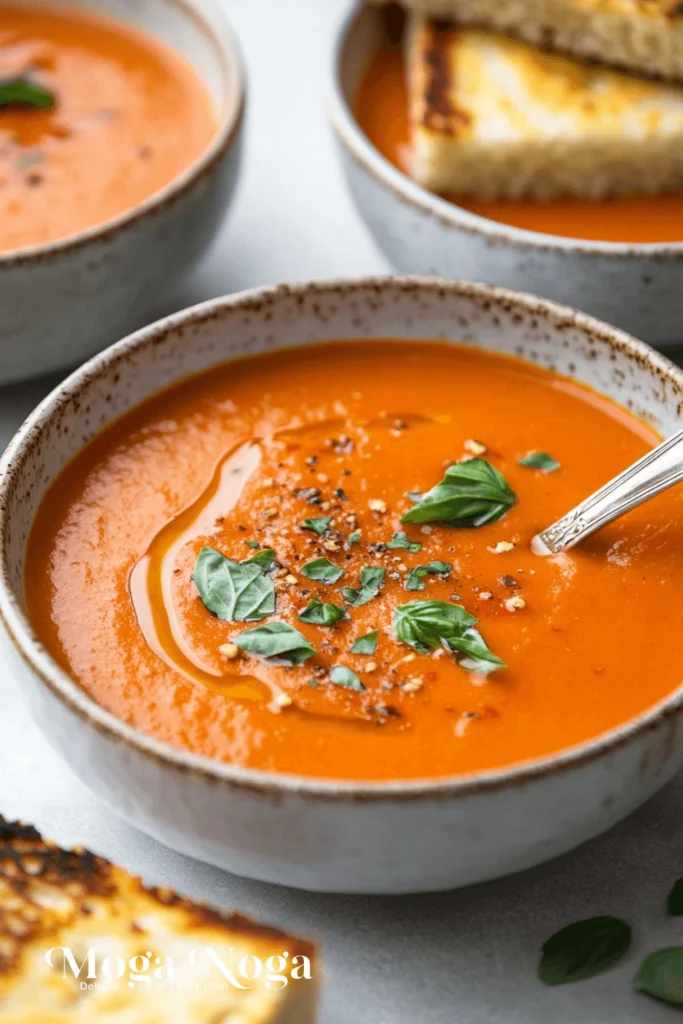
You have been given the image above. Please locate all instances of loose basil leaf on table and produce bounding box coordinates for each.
[341,566,386,607]
[329,665,366,691]
[635,947,683,1006]
[350,630,378,655]
[393,600,504,671]
[194,546,275,622]
[519,451,560,473]
[0,77,56,111]
[402,458,516,528]
[301,557,344,584]
[298,599,346,626]
[538,916,631,986]
[233,622,315,665]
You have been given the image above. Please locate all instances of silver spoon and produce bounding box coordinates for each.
[534,428,683,555]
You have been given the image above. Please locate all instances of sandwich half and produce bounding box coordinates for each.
[0,816,319,1023]
[375,0,683,81]
[408,16,683,200]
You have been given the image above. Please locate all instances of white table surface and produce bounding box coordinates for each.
[2,2,683,1020]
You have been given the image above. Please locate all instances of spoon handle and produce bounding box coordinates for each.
[536,428,683,554]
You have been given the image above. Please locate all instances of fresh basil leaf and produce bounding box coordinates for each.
[298,599,346,626]
[330,665,366,691]
[426,560,451,574]
[519,451,560,473]
[341,566,386,607]
[243,548,276,571]
[668,879,683,916]
[0,77,56,111]
[233,622,314,665]
[635,948,683,1006]
[405,561,452,592]
[245,540,260,549]
[393,599,504,670]
[194,547,275,623]
[301,557,344,584]
[350,630,378,654]
[346,530,362,548]
[402,458,516,528]
[301,516,332,535]
[387,531,422,553]
[539,917,631,986]
[457,628,505,674]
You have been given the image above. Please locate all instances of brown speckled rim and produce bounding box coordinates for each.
[329,4,683,260]
[2,275,683,803]
[0,0,245,268]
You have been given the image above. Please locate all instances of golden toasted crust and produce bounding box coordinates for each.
[0,816,318,1023]
[375,0,683,80]
[408,16,683,199]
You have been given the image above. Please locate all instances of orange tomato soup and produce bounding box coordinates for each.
[0,4,215,253]
[356,43,683,244]
[24,341,683,781]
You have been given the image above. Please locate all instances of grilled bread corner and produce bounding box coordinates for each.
[0,816,319,1023]
[375,0,683,81]
[407,16,683,200]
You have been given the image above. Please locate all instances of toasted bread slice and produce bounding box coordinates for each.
[0,817,318,1023]
[408,16,683,200]
[374,0,683,81]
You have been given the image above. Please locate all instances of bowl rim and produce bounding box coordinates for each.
[2,274,683,802]
[328,2,683,260]
[0,0,246,267]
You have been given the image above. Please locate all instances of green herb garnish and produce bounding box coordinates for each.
[301,557,344,584]
[341,566,386,607]
[519,451,560,473]
[0,77,56,111]
[350,630,378,655]
[346,530,362,548]
[233,622,314,665]
[242,548,276,571]
[635,948,683,1006]
[402,458,516,528]
[194,547,275,623]
[298,599,346,626]
[387,531,422,553]
[245,540,260,549]
[404,561,452,592]
[538,917,631,986]
[393,599,504,672]
[301,516,332,535]
[329,665,365,691]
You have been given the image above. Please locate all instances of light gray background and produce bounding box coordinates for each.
[1,1,683,1020]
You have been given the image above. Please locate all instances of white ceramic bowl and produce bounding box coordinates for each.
[0,0,245,385]
[2,276,683,895]
[329,4,683,349]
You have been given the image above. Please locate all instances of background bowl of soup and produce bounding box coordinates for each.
[0,0,244,385]
[329,4,683,349]
[2,276,683,894]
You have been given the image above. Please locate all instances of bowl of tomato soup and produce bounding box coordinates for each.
[330,4,683,349]
[0,0,244,384]
[2,275,683,894]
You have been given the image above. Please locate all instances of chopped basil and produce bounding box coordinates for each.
[667,879,683,916]
[194,547,275,623]
[635,948,683,1006]
[387,531,422,553]
[539,917,631,986]
[329,665,366,691]
[233,622,314,665]
[350,630,378,655]
[298,599,346,626]
[405,561,452,592]
[0,77,56,111]
[301,516,332,535]
[519,451,560,473]
[242,547,276,571]
[245,540,260,549]
[345,530,362,548]
[341,566,386,607]
[301,557,344,584]
[393,599,504,671]
[402,458,516,528]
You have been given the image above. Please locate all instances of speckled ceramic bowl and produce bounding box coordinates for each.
[329,4,683,349]
[0,0,245,385]
[2,276,683,894]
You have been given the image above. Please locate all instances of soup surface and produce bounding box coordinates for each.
[25,341,683,781]
[356,43,683,244]
[0,4,215,253]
